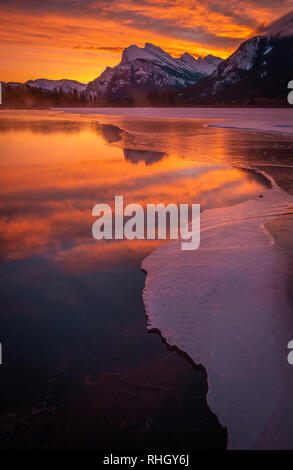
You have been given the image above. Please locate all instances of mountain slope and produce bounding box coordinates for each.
[1,81,89,107]
[25,79,87,95]
[86,43,222,104]
[175,28,293,104]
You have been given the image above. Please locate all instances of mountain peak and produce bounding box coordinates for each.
[145,42,160,50]
[175,29,293,105]
[144,42,170,56]
[86,43,223,103]
[121,45,146,63]
[121,43,174,65]
[180,52,197,64]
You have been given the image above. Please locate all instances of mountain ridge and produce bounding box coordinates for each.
[173,33,293,105]
[1,43,221,101]
[26,78,87,95]
[85,43,222,103]
[2,15,292,108]
[172,10,293,105]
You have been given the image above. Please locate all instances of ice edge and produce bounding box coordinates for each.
[141,166,293,450]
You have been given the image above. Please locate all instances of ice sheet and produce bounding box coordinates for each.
[59,108,293,135]
[142,175,293,449]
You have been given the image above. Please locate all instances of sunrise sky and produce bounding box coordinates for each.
[0,0,292,84]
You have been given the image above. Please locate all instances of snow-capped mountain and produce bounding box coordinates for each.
[180,53,222,75]
[25,79,87,95]
[176,11,293,104]
[1,78,88,107]
[86,43,222,103]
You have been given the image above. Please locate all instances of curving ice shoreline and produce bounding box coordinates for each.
[58,107,293,136]
[142,169,293,449]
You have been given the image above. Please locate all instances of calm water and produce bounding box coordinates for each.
[0,110,288,449]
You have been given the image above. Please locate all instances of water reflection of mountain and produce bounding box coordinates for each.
[99,124,123,143]
[123,148,166,165]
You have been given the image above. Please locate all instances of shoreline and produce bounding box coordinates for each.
[1,108,293,137]
[142,164,293,449]
[57,107,293,136]
[260,165,293,311]
[1,106,291,445]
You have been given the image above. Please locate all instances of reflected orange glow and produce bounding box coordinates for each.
[0,111,268,270]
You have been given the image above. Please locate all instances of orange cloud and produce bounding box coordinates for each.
[0,1,292,82]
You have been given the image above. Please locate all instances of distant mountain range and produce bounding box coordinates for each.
[26,79,87,94]
[2,44,221,106]
[4,78,87,95]
[1,10,293,107]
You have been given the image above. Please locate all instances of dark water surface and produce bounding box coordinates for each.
[0,110,290,449]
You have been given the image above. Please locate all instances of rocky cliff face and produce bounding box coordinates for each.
[175,12,293,104]
[85,43,222,103]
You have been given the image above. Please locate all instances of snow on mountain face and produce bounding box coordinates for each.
[208,33,293,98]
[26,79,87,95]
[176,30,293,103]
[215,36,261,75]
[179,53,222,75]
[209,36,261,95]
[86,43,222,102]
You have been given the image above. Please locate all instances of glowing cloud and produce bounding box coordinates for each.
[0,1,292,82]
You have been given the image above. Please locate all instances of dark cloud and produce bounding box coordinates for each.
[1,0,293,51]
[73,45,123,52]
[258,9,293,37]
